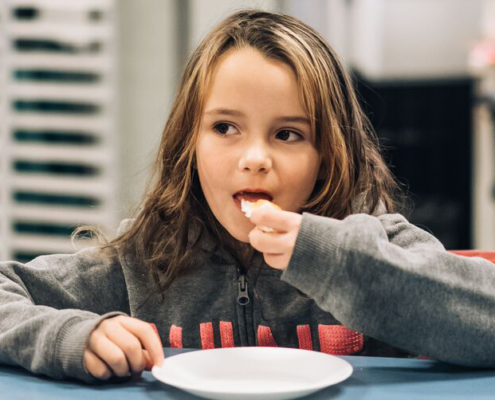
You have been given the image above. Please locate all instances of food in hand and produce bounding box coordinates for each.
[241,199,281,233]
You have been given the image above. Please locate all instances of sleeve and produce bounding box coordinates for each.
[281,212,495,367]
[0,245,130,381]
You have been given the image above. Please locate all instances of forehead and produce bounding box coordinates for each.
[203,47,307,118]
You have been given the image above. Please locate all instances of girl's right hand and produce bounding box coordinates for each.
[84,315,164,380]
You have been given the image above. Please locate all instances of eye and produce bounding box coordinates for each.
[213,122,238,136]
[276,130,303,142]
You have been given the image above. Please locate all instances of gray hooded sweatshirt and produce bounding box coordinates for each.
[1,212,495,383]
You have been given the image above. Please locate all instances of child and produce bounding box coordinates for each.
[1,9,495,383]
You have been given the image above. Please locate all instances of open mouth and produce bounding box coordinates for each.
[233,190,273,203]
[233,191,273,211]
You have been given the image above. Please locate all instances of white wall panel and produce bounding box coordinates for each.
[350,0,482,80]
[117,0,179,215]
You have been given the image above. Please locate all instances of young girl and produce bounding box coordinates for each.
[1,9,495,383]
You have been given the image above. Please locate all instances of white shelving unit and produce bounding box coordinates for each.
[0,0,119,262]
[0,6,8,262]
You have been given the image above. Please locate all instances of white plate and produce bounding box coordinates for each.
[152,347,353,400]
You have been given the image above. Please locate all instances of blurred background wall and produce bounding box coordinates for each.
[1,0,494,262]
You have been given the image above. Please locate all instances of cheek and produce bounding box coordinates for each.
[279,155,320,211]
[198,155,231,190]
[196,138,234,195]
[286,154,320,188]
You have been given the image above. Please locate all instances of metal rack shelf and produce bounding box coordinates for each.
[0,0,118,262]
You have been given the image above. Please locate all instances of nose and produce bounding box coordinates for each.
[238,140,272,174]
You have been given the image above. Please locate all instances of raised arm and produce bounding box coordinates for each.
[282,212,495,367]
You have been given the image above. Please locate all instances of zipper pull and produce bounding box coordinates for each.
[237,274,250,305]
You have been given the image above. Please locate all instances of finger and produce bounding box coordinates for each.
[84,349,112,380]
[105,323,146,374]
[120,318,165,368]
[150,323,160,340]
[89,331,130,377]
[263,253,290,270]
[248,228,287,254]
[143,349,153,371]
[250,208,300,232]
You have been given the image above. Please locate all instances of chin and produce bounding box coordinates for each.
[220,220,251,243]
[227,228,251,243]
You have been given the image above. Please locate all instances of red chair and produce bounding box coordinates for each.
[449,250,495,264]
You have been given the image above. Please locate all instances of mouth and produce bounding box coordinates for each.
[233,189,273,209]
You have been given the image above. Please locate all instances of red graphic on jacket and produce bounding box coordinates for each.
[163,322,363,355]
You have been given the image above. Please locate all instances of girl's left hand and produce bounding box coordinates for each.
[248,208,302,270]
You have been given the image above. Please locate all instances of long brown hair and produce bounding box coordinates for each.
[93,10,401,292]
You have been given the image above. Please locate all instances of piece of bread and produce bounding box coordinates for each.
[241,199,281,233]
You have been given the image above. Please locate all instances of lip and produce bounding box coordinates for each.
[233,189,274,200]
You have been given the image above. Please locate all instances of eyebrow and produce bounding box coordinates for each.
[204,108,311,126]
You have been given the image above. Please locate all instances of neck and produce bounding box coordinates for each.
[203,207,258,268]
[222,232,256,269]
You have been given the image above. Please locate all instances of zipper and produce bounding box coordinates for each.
[237,274,250,305]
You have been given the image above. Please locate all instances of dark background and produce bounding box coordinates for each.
[355,75,474,250]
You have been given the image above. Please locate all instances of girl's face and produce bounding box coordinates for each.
[196,47,321,243]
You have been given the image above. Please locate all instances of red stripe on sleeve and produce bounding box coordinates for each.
[219,321,235,348]
[318,325,363,355]
[257,325,278,347]
[169,325,183,348]
[200,322,215,349]
[297,324,313,350]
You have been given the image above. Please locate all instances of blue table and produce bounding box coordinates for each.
[1,348,494,399]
